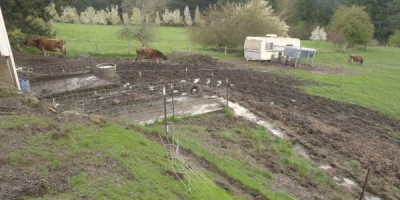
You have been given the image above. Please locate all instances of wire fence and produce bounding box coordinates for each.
[14,56,238,193]
[24,33,241,57]
[17,59,232,124]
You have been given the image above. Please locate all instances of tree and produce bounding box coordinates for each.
[80,7,96,24]
[339,0,400,42]
[191,0,288,48]
[171,9,183,25]
[106,5,120,25]
[130,8,143,25]
[59,6,80,23]
[117,23,156,47]
[167,0,218,12]
[2,0,60,36]
[184,6,193,26]
[121,0,167,14]
[193,5,204,26]
[388,30,400,48]
[329,5,374,47]
[310,26,327,46]
[46,3,60,22]
[93,10,108,25]
[154,12,161,25]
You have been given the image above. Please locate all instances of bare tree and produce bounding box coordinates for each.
[117,23,156,47]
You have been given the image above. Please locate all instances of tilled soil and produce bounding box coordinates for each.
[12,52,400,199]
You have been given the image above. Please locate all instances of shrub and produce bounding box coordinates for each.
[388,30,400,48]
[368,39,380,47]
[8,29,26,51]
[23,16,54,36]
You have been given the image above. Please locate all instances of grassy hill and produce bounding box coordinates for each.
[0,94,354,199]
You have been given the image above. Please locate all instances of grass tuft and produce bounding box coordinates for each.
[223,108,234,119]
[350,160,361,170]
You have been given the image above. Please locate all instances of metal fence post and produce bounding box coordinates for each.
[211,72,214,88]
[64,79,68,93]
[185,68,188,83]
[226,78,229,108]
[95,39,98,54]
[95,91,101,115]
[171,83,175,117]
[163,86,168,134]
[139,71,142,85]
[359,167,372,200]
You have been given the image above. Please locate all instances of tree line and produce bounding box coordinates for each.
[2,0,400,49]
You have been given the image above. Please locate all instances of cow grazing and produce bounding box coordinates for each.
[348,55,364,64]
[135,48,167,64]
[26,37,66,57]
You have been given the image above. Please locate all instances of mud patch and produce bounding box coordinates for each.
[311,65,361,75]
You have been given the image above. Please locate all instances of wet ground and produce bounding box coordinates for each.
[10,52,400,199]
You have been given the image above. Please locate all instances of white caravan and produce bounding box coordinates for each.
[243,34,300,61]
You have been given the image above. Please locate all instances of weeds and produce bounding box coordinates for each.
[223,108,234,119]
[7,152,29,165]
[350,160,361,170]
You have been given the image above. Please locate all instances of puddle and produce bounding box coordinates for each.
[32,75,114,96]
[293,143,310,159]
[129,96,224,125]
[365,196,381,200]
[342,178,357,187]
[210,96,287,139]
[318,165,332,170]
[334,176,358,187]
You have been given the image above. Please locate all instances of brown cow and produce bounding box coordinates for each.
[26,37,66,57]
[348,55,364,64]
[135,48,167,63]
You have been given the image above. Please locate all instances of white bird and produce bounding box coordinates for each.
[180,80,187,83]
[216,80,222,87]
[206,78,211,84]
[193,78,200,83]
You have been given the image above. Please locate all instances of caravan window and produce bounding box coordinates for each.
[244,39,261,50]
[265,42,273,50]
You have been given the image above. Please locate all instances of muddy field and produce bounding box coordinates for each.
[9,52,400,199]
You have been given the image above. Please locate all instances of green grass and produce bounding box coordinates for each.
[52,23,239,58]
[250,128,335,186]
[288,41,400,120]
[140,124,295,200]
[223,107,234,119]
[0,115,51,128]
[5,119,234,200]
[141,114,349,199]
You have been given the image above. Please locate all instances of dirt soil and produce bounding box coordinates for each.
[7,52,400,199]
